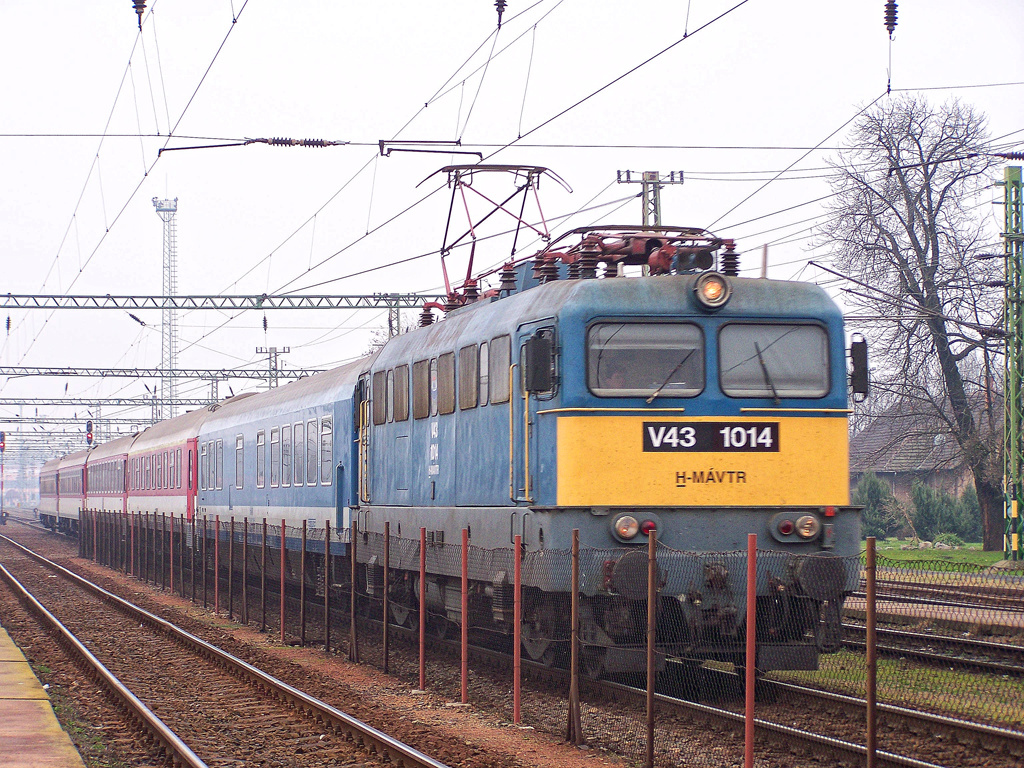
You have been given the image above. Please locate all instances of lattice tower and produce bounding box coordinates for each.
[153,197,179,419]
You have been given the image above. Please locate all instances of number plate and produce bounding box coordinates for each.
[642,422,779,452]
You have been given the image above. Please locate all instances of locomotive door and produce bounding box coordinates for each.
[512,320,557,504]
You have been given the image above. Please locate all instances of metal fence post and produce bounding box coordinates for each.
[92,509,97,561]
[261,518,268,632]
[300,520,307,647]
[214,515,220,613]
[202,516,208,609]
[745,533,756,768]
[228,517,235,619]
[349,519,359,663]
[324,519,331,653]
[280,519,286,644]
[178,515,185,598]
[131,512,136,577]
[160,513,167,590]
[169,513,175,594]
[568,528,582,745]
[867,537,877,768]
[646,530,657,768]
[190,516,196,602]
[514,533,522,724]
[461,527,469,704]
[419,526,426,691]
[383,521,390,673]
[242,517,249,624]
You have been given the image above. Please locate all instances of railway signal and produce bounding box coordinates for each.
[85,420,93,445]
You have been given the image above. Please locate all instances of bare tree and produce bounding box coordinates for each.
[820,95,1005,549]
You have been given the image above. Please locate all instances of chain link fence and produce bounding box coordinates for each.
[79,510,1024,767]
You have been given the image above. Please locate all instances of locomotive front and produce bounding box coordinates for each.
[516,230,866,673]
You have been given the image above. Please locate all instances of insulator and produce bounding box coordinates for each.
[498,263,517,294]
[495,0,507,27]
[419,306,435,327]
[884,2,898,36]
[719,243,740,276]
[997,152,1024,161]
[602,260,619,279]
[263,315,268,332]
[133,1,147,29]
[463,279,479,302]
[566,259,580,280]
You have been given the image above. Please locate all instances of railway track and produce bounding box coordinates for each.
[843,622,1024,677]
[0,533,449,768]
[857,577,1024,613]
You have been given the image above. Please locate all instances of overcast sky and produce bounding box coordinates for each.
[1,0,1022,464]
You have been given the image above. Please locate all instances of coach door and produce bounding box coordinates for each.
[357,374,371,504]
[512,321,557,504]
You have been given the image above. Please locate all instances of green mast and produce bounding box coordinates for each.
[1004,166,1023,560]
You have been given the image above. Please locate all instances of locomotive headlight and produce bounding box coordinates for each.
[614,515,640,539]
[693,272,731,309]
[795,514,821,539]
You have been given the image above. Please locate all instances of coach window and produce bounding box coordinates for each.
[306,418,318,485]
[588,322,704,397]
[372,370,387,425]
[438,353,455,414]
[479,342,489,405]
[270,428,281,487]
[293,422,304,486]
[719,323,829,398]
[209,442,217,491]
[156,453,163,490]
[320,418,333,485]
[281,425,292,488]
[458,345,478,410]
[168,451,175,491]
[489,335,511,403]
[394,364,409,421]
[216,439,224,490]
[412,360,430,419]
[386,370,395,422]
[256,431,266,489]
[177,448,182,489]
[200,445,207,491]
[235,435,244,490]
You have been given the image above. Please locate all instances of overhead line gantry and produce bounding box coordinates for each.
[0,293,447,311]
[0,366,321,380]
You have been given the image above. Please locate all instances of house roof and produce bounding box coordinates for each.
[849,402,972,474]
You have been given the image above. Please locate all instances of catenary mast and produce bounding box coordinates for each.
[153,197,180,419]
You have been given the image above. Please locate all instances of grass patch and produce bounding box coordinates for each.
[773,649,1024,727]
[869,539,1006,568]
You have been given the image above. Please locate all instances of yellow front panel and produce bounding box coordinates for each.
[556,416,849,507]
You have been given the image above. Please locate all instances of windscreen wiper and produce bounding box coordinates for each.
[646,349,695,404]
[754,341,781,406]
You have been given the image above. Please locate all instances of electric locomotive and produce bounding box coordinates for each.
[356,225,867,675]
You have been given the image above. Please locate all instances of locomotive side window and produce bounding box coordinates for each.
[479,342,489,405]
[386,370,395,422]
[270,428,281,487]
[281,425,292,488]
[588,322,704,397]
[256,431,266,489]
[293,422,304,486]
[458,345,478,410]
[320,418,333,485]
[438,352,456,414]
[719,323,829,398]
[372,370,387,425]
[430,358,439,416]
[306,418,318,485]
[235,435,244,490]
[412,360,430,419]
[489,335,511,403]
[394,364,409,421]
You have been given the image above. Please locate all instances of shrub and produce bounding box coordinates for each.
[853,472,899,539]
[935,532,965,548]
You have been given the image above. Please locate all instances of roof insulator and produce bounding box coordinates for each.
[884,2,898,37]
[495,0,507,28]
[719,241,740,276]
[419,306,435,327]
[498,263,518,295]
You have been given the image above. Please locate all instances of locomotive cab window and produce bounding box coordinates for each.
[719,323,829,398]
[489,335,511,404]
[394,364,409,421]
[458,345,478,410]
[412,360,430,419]
[438,352,455,415]
[372,370,387,425]
[588,322,704,397]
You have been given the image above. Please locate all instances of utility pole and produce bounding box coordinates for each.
[615,170,685,226]
[256,346,290,389]
[153,197,180,420]
[1003,166,1024,561]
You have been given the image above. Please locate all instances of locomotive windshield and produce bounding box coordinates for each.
[719,323,829,398]
[588,322,704,397]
